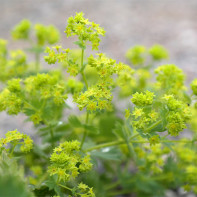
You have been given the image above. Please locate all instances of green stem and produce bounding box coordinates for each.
[80,112,89,149]
[124,125,136,160]
[144,120,162,132]
[80,49,88,89]
[81,72,88,89]
[10,143,17,157]
[84,120,163,152]
[58,184,72,191]
[85,133,139,152]
[58,184,81,196]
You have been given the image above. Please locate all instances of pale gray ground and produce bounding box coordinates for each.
[0,1,197,196]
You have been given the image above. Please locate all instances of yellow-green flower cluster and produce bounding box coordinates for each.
[65,12,105,50]
[127,91,191,136]
[0,73,68,122]
[88,53,117,78]
[48,140,92,182]
[74,84,113,112]
[25,73,68,106]
[135,144,170,175]
[115,62,135,87]
[74,53,120,112]
[45,47,80,76]
[11,19,60,46]
[126,91,159,130]
[118,69,151,98]
[131,90,155,106]
[191,79,197,96]
[0,88,22,115]
[131,108,159,130]
[155,64,186,95]
[126,44,169,66]
[126,45,146,66]
[11,19,31,40]
[74,182,95,197]
[34,24,60,46]
[174,143,197,193]
[148,135,160,146]
[149,44,169,61]
[0,48,28,82]
[0,130,33,152]
[163,94,191,136]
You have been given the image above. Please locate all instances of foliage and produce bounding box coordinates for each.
[0,12,197,197]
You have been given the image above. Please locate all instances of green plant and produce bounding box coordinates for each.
[0,12,197,197]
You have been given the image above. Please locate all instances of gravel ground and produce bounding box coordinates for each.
[1,1,197,196]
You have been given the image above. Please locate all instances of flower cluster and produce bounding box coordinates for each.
[115,62,135,86]
[173,143,197,193]
[191,79,197,96]
[126,91,191,136]
[44,47,80,76]
[65,12,105,50]
[131,90,155,106]
[126,91,159,130]
[48,140,92,182]
[0,73,68,124]
[154,64,186,95]
[74,53,119,112]
[131,108,159,130]
[126,44,168,66]
[162,94,191,136]
[117,69,151,97]
[136,144,170,175]
[0,45,28,82]
[34,24,60,46]
[74,182,95,197]
[126,45,146,66]
[11,19,31,40]
[0,130,33,153]
[11,19,60,46]
[149,44,169,61]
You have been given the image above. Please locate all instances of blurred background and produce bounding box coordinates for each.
[0,0,197,135]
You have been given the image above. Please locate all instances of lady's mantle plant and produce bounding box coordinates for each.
[0,12,197,197]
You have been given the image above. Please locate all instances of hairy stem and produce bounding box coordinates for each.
[80,49,88,89]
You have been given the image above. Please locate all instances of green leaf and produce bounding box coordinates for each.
[68,115,82,127]
[91,148,121,161]
[45,176,63,196]
[74,41,86,50]
[83,124,99,134]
